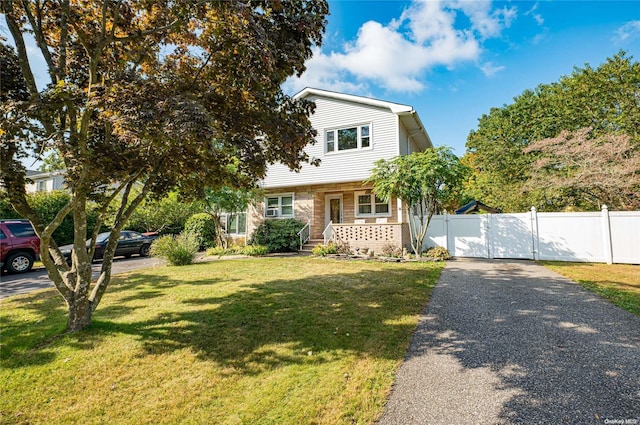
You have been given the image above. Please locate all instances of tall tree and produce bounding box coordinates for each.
[115,192,204,235]
[0,0,328,332]
[524,128,640,210]
[465,52,640,212]
[367,147,466,256]
[38,152,65,172]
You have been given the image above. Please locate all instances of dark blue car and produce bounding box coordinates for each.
[60,231,157,262]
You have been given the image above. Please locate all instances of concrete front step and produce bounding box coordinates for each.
[300,239,324,253]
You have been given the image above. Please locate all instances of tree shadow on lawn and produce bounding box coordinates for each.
[96,265,436,375]
[403,259,640,423]
[4,263,440,375]
[1,290,68,367]
[0,265,232,369]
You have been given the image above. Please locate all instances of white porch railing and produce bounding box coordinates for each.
[322,221,334,245]
[297,221,311,250]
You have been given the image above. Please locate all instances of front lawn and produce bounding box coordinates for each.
[1,257,443,425]
[542,261,640,316]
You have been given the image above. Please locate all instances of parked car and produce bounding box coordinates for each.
[0,219,40,274]
[59,230,158,262]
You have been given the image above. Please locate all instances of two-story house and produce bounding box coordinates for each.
[243,87,433,253]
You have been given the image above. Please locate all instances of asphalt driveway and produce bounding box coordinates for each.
[0,256,164,299]
[379,258,640,425]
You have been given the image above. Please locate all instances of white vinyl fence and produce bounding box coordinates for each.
[421,206,640,264]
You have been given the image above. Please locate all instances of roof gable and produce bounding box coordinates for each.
[294,87,433,151]
[294,87,413,114]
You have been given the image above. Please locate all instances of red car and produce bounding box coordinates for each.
[0,219,40,274]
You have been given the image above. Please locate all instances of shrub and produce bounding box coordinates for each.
[150,233,199,266]
[206,245,268,257]
[335,240,353,255]
[242,245,269,256]
[123,193,204,235]
[426,246,451,261]
[381,243,403,258]
[312,242,338,256]
[1,190,104,245]
[249,218,305,253]
[183,213,217,250]
[312,240,352,256]
[207,246,232,256]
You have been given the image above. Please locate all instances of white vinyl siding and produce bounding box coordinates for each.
[262,96,400,188]
[398,121,420,155]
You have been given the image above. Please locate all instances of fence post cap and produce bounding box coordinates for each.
[601,204,608,211]
[530,206,537,212]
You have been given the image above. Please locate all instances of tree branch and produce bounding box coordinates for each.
[112,20,179,43]
[2,2,39,97]
[20,0,58,84]
[90,170,158,309]
[1,157,74,298]
[58,0,70,81]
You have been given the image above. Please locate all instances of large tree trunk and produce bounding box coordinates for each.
[66,293,93,332]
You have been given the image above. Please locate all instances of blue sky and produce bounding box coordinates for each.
[283,0,640,155]
[4,1,640,160]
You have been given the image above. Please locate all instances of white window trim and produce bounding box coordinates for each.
[354,191,392,218]
[325,193,343,227]
[264,193,295,218]
[36,180,48,192]
[222,212,247,235]
[325,122,372,154]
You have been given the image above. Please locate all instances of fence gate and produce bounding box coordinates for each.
[489,213,533,259]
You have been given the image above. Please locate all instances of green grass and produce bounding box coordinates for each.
[1,257,443,425]
[542,261,640,316]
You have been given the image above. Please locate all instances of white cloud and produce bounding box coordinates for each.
[524,2,544,25]
[533,13,544,25]
[283,47,370,95]
[449,0,517,39]
[287,0,518,94]
[615,20,640,42]
[531,33,544,45]
[480,61,505,77]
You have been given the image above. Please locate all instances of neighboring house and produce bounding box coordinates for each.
[23,169,144,195]
[24,170,66,193]
[245,87,433,252]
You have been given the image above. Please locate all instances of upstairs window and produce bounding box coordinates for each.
[355,192,391,217]
[325,124,372,153]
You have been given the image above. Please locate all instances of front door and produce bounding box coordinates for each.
[325,194,343,228]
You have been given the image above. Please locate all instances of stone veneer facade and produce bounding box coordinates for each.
[247,181,412,253]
